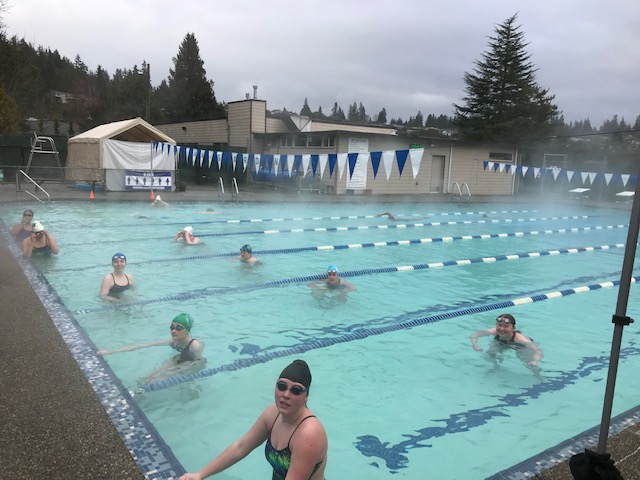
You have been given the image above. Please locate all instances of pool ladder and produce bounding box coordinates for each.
[217,177,239,203]
[450,182,471,203]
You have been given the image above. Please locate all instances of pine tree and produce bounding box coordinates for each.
[167,33,224,122]
[453,14,558,143]
[376,108,387,124]
[0,84,20,133]
[300,97,313,117]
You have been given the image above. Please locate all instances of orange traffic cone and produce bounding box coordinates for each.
[150,190,155,200]
[89,190,95,199]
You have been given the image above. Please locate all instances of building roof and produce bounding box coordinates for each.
[69,117,176,144]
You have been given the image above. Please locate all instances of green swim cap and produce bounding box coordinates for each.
[172,313,193,332]
[207,208,214,212]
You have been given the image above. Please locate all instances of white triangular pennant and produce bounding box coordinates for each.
[382,150,395,181]
[318,154,328,179]
[409,148,423,179]
[621,174,630,187]
[337,153,348,181]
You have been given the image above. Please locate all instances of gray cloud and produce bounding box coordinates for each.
[5,0,639,126]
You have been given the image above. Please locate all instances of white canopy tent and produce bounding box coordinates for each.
[66,118,177,191]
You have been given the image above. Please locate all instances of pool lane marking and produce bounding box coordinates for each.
[54,224,628,272]
[99,209,540,228]
[139,274,640,393]
[75,242,627,314]
[62,214,601,248]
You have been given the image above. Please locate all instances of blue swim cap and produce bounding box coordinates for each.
[112,252,126,262]
[327,265,338,273]
[240,244,252,253]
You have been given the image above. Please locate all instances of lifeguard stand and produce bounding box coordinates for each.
[25,133,65,183]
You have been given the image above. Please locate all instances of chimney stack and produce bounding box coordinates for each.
[253,85,258,99]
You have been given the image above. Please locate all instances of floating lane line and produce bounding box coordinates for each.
[61,214,606,248]
[95,209,541,229]
[75,242,626,314]
[55,224,628,272]
[140,274,639,393]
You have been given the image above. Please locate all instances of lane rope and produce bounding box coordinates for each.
[64,214,594,247]
[56,223,628,272]
[94,209,541,229]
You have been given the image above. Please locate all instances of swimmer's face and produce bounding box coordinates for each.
[239,249,251,259]
[112,258,126,268]
[495,317,515,335]
[327,270,339,284]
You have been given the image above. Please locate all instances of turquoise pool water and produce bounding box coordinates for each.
[2,200,639,479]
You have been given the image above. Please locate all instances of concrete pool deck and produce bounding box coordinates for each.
[1,182,639,479]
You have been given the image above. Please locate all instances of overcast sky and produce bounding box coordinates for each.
[4,0,639,127]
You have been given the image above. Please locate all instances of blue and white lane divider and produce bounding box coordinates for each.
[140,274,640,393]
[56,224,628,272]
[75,242,626,314]
[96,209,541,229]
[196,215,592,239]
[67,215,595,248]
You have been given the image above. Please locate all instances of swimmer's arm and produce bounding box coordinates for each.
[189,340,205,359]
[10,223,22,236]
[44,232,59,254]
[470,328,496,351]
[182,406,272,479]
[515,334,543,366]
[97,339,171,355]
[99,274,114,298]
[341,280,356,291]
[22,237,34,258]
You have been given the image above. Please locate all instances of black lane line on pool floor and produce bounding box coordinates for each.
[140,274,639,394]
[62,214,594,247]
[56,223,627,272]
[75,242,627,314]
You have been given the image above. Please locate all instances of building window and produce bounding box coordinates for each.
[489,152,512,162]
[280,134,335,148]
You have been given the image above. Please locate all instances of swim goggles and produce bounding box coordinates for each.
[276,381,307,396]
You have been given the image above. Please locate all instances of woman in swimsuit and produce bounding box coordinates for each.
[97,313,205,383]
[469,313,543,368]
[99,252,135,301]
[11,209,34,242]
[22,221,59,258]
[180,359,327,480]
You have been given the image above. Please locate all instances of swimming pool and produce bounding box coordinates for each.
[1,200,639,479]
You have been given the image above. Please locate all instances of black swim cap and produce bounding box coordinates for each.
[279,359,312,389]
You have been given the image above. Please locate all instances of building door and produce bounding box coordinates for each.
[430,155,445,193]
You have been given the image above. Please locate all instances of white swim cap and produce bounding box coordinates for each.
[32,221,45,233]
[183,226,193,234]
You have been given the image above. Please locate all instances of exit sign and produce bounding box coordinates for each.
[410,144,423,149]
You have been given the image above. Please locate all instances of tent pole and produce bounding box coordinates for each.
[596,169,640,454]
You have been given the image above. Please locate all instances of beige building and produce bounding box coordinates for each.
[156,98,519,196]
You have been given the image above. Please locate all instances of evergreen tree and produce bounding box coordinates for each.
[330,102,340,119]
[453,14,558,143]
[347,102,358,121]
[300,97,313,117]
[357,102,367,122]
[634,115,640,130]
[0,83,20,133]
[167,32,224,122]
[414,111,424,128]
[375,108,387,124]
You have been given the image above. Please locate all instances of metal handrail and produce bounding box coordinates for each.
[16,169,51,204]
[461,182,471,197]
[451,182,463,196]
[217,177,225,202]
[231,177,239,202]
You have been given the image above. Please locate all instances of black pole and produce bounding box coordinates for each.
[596,170,640,453]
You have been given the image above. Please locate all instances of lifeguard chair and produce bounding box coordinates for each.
[25,133,65,183]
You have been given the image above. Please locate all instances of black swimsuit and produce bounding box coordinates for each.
[108,273,130,297]
[173,339,198,363]
[494,330,533,350]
